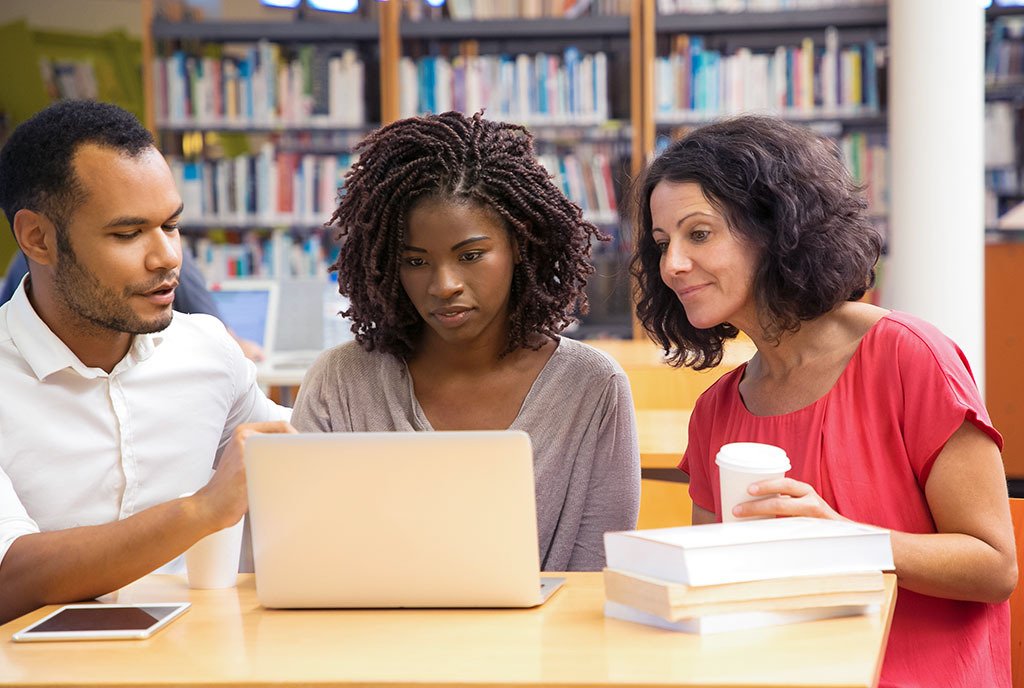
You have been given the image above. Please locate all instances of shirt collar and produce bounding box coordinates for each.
[7,277,165,381]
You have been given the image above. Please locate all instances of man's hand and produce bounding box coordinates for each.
[193,421,296,533]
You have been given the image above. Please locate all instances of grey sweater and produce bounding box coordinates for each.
[290,337,641,571]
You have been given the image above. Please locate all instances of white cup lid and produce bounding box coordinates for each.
[715,442,791,473]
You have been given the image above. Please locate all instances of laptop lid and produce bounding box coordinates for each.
[244,431,547,609]
[208,280,278,359]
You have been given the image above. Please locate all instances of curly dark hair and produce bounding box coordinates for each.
[329,111,606,359]
[0,100,154,235]
[631,115,882,370]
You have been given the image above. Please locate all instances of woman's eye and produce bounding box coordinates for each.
[403,257,425,267]
[655,241,669,254]
[460,250,484,262]
[691,229,710,242]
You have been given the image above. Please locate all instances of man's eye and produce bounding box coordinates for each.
[114,231,141,240]
[163,224,180,233]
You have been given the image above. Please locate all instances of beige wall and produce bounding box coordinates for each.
[0,0,144,37]
[0,0,350,37]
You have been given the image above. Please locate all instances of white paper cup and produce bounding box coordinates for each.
[715,442,791,523]
[185,518,244,589]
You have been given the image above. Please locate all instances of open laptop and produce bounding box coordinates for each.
[244,431,565,608]
[208,280,279,358]
[210,279,336,369]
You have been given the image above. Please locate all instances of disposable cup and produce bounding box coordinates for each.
[185,518,244,589]
[179,490,244,590]
[715,442,791,523]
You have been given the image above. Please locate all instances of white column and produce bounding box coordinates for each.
[886,0,986,385]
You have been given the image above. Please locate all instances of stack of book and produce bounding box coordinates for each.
[602,517,894,634]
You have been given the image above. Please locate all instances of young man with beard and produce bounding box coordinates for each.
[0,100,293,624]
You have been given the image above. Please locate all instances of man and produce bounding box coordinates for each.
[0,100,293,624]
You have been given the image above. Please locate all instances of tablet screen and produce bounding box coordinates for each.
[30,605,180,632]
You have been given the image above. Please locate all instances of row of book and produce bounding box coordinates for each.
[537,144,622,226]
[169,148,357,228]
[168,143,623,232]
[186,229,333,283]
[403,0,630,20]
[654,31,883,120]
[400,49,610,125]
[656,0,884,13]
[840,130,888,217]
[603,517,893,634]
[154,43,366,129]
[987,16,1024,83]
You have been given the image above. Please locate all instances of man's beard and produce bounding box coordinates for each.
[54,244,177,335]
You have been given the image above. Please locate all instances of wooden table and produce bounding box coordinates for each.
[0,573,896,688]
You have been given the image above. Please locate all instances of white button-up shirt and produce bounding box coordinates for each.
[0,281,290,567]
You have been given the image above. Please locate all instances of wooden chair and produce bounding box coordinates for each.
[637,479,692,529]
[1010,498,1024,688]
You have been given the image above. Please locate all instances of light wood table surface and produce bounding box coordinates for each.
[1,573,896,688]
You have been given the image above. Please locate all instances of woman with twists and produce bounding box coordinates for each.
[292,111,640,571]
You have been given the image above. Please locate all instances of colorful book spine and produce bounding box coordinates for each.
[156,44,367,128]
[169,147,358,229]
[400,48,611,125]
[187,228,331,283]
[655,31,883,123]
[536,144,622,228]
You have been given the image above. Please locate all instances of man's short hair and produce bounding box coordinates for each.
[0,100,155,229]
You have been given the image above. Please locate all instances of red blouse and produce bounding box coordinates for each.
[680,311,1009,688]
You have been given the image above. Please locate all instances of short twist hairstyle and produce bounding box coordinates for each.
[631,115,882,370]
[0,100,154,231]
[329,110,606,358]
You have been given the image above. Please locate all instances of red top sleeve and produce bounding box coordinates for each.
[888,313,1003,486]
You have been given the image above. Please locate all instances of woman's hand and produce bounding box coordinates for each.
[731,477,848,522]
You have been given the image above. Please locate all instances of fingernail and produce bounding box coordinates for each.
[748,484,758,494]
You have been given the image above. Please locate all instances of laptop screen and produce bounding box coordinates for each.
[210,287,272,347]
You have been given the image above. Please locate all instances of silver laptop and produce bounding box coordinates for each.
[210,279,336,369]
[208,280,279,357]
[244,431,565,608]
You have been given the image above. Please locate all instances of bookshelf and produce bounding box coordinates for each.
[143,0,893,341]
[649,2,890,249]
[146,1,644,340]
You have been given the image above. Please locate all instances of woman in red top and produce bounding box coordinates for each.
[631,116,1016,688]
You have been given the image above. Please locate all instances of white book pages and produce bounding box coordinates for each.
[605,600,875,635]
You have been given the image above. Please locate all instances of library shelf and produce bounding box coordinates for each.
[151,19,379,43]
[654,5,886,34]
[400,15,630,40]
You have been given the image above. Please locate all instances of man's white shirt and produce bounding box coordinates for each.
[0,281,290,569]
